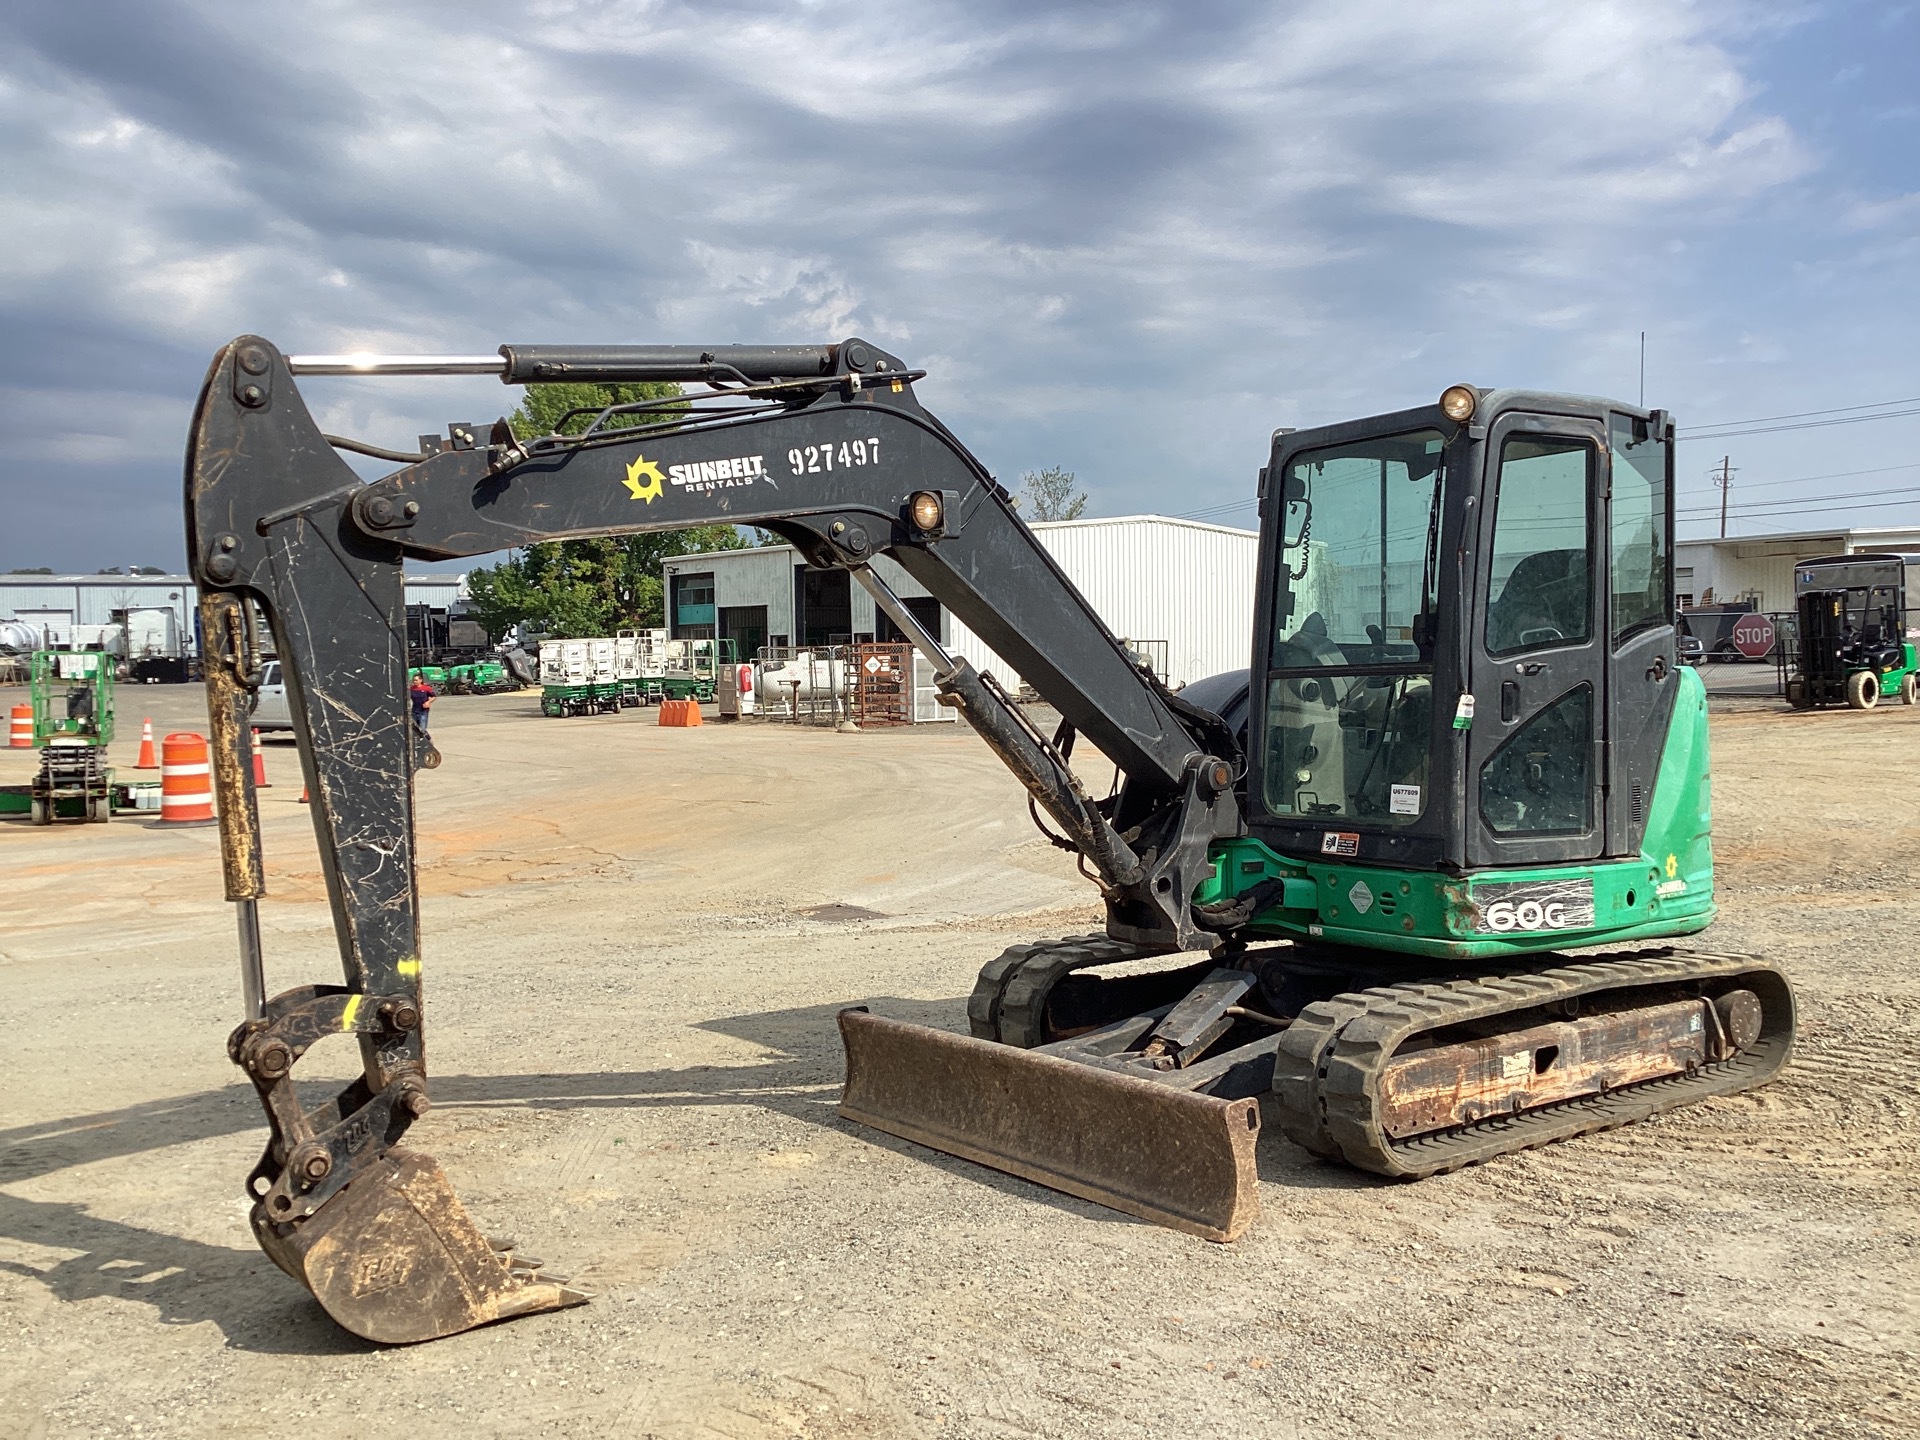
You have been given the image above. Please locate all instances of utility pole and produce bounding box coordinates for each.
[1713,455,1736,538]
[1639,331,1645,408]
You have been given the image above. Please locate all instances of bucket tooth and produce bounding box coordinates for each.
[252,1148,590,1345]
[837,1008,1260,1242]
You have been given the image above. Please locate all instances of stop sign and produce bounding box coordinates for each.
[1731,613,1776,658]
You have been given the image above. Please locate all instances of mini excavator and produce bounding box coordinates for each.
[185,336,1794,1343]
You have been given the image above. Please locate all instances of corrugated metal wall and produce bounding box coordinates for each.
[2,573,469,651]
[670,516,1258,689]
[0,576,196,647]
[665,549,937,648]
[401,575,465,610]
[948,516,1258,690]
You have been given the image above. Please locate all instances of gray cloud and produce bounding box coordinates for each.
[0,0,1909,570]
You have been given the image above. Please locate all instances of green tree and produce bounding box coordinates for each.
[1020,466,1087,521]
[462,382,750,639]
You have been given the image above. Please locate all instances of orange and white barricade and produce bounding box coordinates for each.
[158,732,215,824]
[8,704,30,748]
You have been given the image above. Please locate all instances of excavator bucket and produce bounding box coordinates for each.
[251,1149,590,1345]
[837,1009,1261,1241]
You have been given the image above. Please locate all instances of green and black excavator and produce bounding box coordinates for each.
[185,338,1794,1343]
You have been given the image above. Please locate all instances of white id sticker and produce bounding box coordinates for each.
[1389,783,1420,816]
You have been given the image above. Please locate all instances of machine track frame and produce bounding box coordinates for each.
[966,938,1793,1183]
[1275,948,1793,1177]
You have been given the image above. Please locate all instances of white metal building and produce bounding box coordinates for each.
[661,515,1260,690]
[1676,527,1920,613]
[0,573,471,652]
[0,574,197,650]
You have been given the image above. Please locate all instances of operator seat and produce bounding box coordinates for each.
[1487,549,1588,653]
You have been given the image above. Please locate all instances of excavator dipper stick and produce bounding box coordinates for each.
[185,335,1243,1343]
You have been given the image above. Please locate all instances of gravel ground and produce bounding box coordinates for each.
[0,684,1914,1439]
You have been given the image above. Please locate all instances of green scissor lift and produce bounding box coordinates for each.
[25,650,116,823]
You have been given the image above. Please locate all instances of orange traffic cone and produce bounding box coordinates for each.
[299,784,310,803]
[135,718,159,770]
[251,728,271,787]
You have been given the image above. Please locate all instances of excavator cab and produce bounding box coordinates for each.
[1238,388,1701,937]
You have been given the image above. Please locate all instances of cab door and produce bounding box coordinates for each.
[1602,411,1677,858]
[1465,412,1608,867]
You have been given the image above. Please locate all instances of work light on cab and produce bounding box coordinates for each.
[1440,384,1478,422]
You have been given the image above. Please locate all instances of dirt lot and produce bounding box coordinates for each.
[1,685,1915,1439]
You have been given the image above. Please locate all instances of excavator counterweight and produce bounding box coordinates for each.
[185,336,1793,1343]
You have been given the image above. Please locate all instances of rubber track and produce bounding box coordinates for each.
[966,934,1152,1049]
[1272,948,1796,1178]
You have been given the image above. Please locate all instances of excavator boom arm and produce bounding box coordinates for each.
[183,334,1239,1342]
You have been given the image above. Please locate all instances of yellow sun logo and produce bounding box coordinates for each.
[1665,853,1678,879]
[622,456,664,503]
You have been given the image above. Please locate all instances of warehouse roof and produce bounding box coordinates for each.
[0,572,193,585]
[1029,514,1257,539]
[1678,525,1920,552]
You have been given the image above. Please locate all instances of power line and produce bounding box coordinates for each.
[1176,499,1257,520]
[1675,480,1920,518]
[1679,405,1920,442]
[1178,444,1920,526]
[1675,460,1920,496]
[1680,395,1920,431]
[1677,493,1920,530]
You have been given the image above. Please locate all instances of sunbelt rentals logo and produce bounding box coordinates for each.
[622,456,664,503]
[620,452,768,502]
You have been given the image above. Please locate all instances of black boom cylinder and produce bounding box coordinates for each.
[497,344,838,385]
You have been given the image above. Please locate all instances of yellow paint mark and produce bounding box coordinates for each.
[341,995,363,1031]
[397,957,421,977]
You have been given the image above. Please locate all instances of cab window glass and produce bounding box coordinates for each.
[1485,437,1592,657]
[1263,429,1446,827]
[1609,414,1668,644]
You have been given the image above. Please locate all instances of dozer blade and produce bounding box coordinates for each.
[251,1148,590,1345]
[838,1009,1260,1241]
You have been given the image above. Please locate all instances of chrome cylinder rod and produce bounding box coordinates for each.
[237,898,266,1022]
[286,355,507,376]
[852,566,959,680]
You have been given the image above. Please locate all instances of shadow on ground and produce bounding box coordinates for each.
[0,995,1370,1352]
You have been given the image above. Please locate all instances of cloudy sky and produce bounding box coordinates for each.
[1,0,1915,573]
